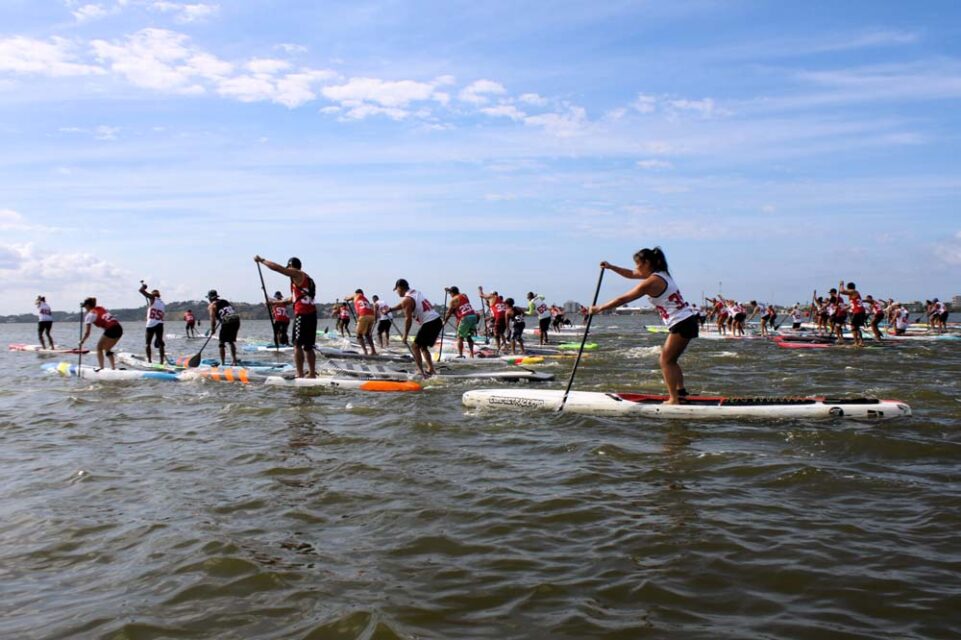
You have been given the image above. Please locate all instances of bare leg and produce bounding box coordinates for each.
[659,333,692,404]
[420,345,435,375]
[229,343,238,366]
[305,347,316,377]
[294,345,305,377]
[219,343,226,366]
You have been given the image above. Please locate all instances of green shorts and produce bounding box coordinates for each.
[457,314,479,339]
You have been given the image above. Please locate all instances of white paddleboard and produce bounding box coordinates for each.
[462,389,911,421]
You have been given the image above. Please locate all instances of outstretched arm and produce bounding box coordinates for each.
[600,261,642,280]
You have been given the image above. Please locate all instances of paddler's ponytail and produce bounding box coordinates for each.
[633,246,670,274]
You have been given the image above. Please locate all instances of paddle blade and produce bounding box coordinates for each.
[186,352,202,368]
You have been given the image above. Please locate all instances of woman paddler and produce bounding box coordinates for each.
[588,247,698,404]
[79,297,124,370]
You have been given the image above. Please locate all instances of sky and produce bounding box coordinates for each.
[1,0,960,314]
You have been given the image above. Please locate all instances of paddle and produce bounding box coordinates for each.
[477,286,490,340]
[438,289,449,361]
[77,303,84,371]
[390,318,418,360]
[255,261,280,350]
[558,267,605,412]
[187,323,216,368]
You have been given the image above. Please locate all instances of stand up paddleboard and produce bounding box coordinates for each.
[462,389,911,420]
[321,359,554,382]
[43,362,180,381]
[10,343,89,354]
[264,376,421,392]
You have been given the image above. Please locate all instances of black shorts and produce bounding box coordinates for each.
[835,312,848,324]
[872,313,884,324]
[940,311,950,322]
[512,321,526,336]
[103,324,123,340]
[145,323,165,347]
[767,313,777,324]
[819,313,829,321]
[414,317,444,348]
[219,319,240,344]
[734,312,746,323]
[668,315,700,339]
[493,318,507,337]
[38,320,52,333]
[293,313,317,349]
[377,319,392,335]
[538,317,551,334]
[792,322,802,330]
[850,311,867,328]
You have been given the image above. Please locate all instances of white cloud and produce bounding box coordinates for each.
[216,74,276,102]
[0,243,128,288]
[57,125,120,140]
[95,125,119,140]
[634,94,657,113]
[636,159,673,170]
[322,77,442,108]
[0,209,24,229]
[0,36,105,77]
[519,92,547,106]
[524,105,588,137]
[668,97,718,117]
[246,58,290,75]
[149,1,220,24]
[761,204,777,214]
[459,79,506,105]
[91,29,332,106]
[276,43,308,55]
[72,3,111,23]
[91,28,204,92]
[479,104,526,121]
[340,104,410,121]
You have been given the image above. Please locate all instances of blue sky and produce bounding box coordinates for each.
[1,0,960,314]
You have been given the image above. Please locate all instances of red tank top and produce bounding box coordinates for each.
[452,294,476,320]
[273,305,289,322]
[849,294,864,314]
[492,297,506,320]
[291,275,316,316]
[91,306,120,329]
[354,295,374,317]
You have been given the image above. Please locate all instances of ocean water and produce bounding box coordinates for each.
[2,317,959,639]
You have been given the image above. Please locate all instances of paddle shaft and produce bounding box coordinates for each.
[438,290,449,360]
[558,267,605,412]
[256,261,280,349]
[77,304,84,370]
[390,318,418,359]
[477,287,489,338]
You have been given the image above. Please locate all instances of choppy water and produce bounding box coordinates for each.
[2,317,960,639]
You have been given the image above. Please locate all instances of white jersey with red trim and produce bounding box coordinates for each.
[37,302,53,322]
[406,289,441,324]
[146,298,165,328]
[648,272,695,328]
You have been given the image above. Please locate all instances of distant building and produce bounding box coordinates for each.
[614,305,648,315]
[563,300,581,314]
[953,295,961,308]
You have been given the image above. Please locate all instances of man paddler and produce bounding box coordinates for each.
[388,278,443,378]
[442,286,479,358]
[254,256,317,378]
